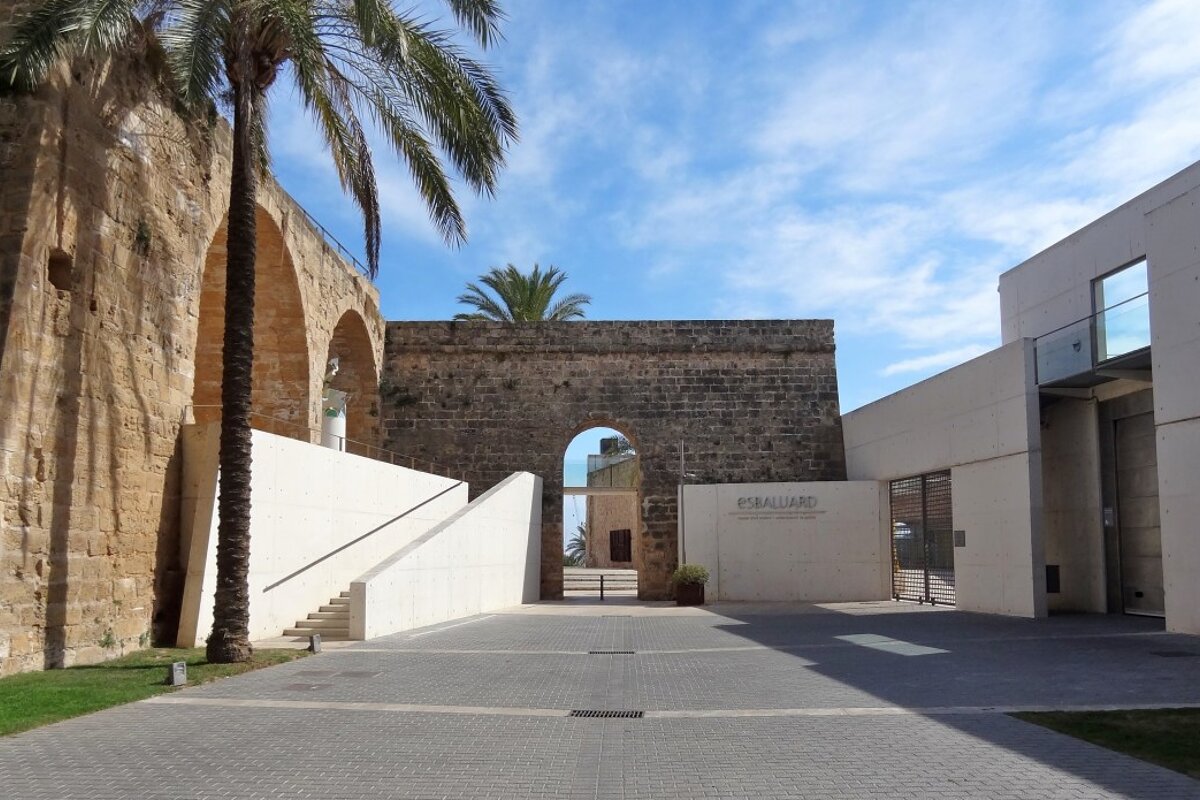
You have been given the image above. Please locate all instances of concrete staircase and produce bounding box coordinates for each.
[283,591,352,640]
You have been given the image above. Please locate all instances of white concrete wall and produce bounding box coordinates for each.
[350,472,542,640]
[1145,188,1200,635]
[680,482,888,602]
[842,340,1046,617]
[177,424,468,646]
[1040,399,1106,613]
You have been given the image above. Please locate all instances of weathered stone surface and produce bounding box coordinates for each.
[0,55,383,675]
[380,320,847,600]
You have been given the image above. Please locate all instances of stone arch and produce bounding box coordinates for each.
[192,205,311,441]
[323,309,380,455]
[379,320,848,599]
[561,421,643,582]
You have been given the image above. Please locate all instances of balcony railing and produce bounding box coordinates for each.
[1034,292,1150,386]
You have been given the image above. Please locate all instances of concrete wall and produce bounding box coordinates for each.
[177,425,466,647]
[842,340,1047,617]
[681,482,887,602]
[1040,399,1106,613]
[380,320,846,601]
[350,472,542,640]
[1145,188,1200,635]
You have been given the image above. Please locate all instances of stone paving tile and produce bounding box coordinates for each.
[3,704,1198,799]
[2,604,1199,799]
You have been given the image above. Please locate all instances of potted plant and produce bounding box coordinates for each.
[672,564,709,606]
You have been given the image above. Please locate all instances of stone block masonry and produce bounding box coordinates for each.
[380,320,847,600]
[0,51,383,675]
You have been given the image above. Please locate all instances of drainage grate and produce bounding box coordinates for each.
[1151,650,1200,658]
[569,709,644,719]
[588,650,635,655]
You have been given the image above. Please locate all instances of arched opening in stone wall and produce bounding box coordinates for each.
[192,206,311,441]
[562,424,642,598]
[322,309,379,456]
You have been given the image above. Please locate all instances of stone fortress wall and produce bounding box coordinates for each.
[0,8,849,671]
[0,45,383,675]
[379,321,848,600]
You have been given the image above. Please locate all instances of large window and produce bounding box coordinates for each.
[1094,259,1150,362]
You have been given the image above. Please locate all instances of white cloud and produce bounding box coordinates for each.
[881,344,992,377]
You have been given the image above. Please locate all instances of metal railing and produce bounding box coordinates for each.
[187,405,465,480]
[1033,291,1150,385]
[292,203,373,280]
[563,573,639,600]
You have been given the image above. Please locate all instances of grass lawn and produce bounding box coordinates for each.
[1013,708,1200,780]
[0,647,308,737]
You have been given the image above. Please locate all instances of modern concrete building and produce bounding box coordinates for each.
[843,161,1200,635]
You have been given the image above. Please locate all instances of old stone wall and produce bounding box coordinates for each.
[585,457,639,569]
[380,320,847,600]
[0,56,383,675]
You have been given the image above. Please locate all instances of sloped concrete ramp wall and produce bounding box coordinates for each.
[177,425,467,646]
[351,472,542,640]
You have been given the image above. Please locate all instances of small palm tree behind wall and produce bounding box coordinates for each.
[455,263,590,321]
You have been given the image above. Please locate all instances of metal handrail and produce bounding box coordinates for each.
[186,405,464,480]
[1032,290,1149,344]
[292,203,373,280]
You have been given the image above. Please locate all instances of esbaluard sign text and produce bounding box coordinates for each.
[731,494,824,521]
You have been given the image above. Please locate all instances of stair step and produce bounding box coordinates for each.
[283,627,350,640]
[293,617,351,629]
[327,596,351,606]
[319,604,349,613]
[307,610,349,621]
[339,591,351,598]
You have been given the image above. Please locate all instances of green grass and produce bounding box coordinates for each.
[0,647,308,737]
[1013,708,1200,780]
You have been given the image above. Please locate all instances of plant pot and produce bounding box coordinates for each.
[675,582,705,606]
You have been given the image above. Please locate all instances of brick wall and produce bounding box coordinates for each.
[380,320,847,600]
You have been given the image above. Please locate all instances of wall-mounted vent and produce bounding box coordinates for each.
[1045,565,1061,594]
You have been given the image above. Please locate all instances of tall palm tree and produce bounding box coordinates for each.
[455,263,590,321]
[1,0,516,662]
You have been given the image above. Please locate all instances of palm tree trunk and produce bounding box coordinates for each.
[206,71,258,664]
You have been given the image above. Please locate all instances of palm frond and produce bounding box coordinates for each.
[0,0,136,90]
[455,264,589,322]
[442,0,504,49]
[160,0,230,109]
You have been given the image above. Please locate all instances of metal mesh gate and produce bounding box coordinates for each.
[890,471,955,605]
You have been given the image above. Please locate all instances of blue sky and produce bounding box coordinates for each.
[269,0,1200,413]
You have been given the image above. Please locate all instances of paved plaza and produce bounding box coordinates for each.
[3,601,1200,799]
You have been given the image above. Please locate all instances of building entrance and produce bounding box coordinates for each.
[890,472,956,605]
[1115,412,1164,616]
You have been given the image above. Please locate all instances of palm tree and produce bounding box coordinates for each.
[455,263,590,321]
[565,523,587,567]
[2,0,516,662]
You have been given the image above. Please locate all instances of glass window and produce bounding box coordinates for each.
[1093,259,1149,362]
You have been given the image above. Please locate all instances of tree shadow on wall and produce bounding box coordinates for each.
[0,53,219,667]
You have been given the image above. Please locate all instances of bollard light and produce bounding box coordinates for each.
[168,661,187,686]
